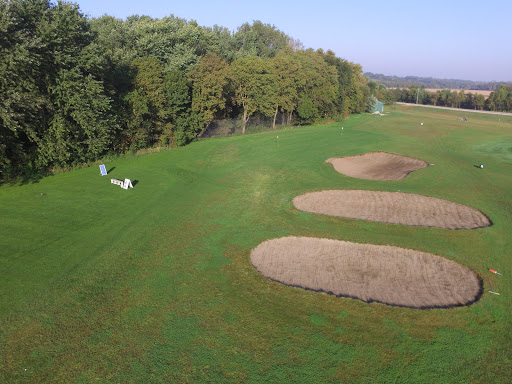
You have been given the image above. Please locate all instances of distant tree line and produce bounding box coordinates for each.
[366,72,512,91]
[0,0,371,181]
[389,86,512,112]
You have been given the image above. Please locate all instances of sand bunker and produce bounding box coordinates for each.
[251,237,481,308]
[326,152,429,180]
[293,190,491,229]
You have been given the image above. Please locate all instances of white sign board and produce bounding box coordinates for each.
[111,178,133,190]
[122,179,133,189]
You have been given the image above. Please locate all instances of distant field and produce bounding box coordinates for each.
[425,88,493,97]
[1,105,511,383]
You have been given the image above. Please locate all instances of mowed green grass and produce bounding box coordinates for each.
[1,104,511,383]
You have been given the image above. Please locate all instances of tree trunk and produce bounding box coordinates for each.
[272,106,278,130]
[242,108,248,135]
[197,121,211,138]
[288,111,293,125]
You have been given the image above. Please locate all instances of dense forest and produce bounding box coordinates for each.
[366,73,512,91]
[0,0,373,181]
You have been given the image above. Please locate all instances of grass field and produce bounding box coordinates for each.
[1,104,511,383]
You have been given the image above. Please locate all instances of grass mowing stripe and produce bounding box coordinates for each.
[1,105,511,382]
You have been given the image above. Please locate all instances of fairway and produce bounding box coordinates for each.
[1,104,512,383]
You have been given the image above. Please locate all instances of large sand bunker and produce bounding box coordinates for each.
[293,190,491,229]
[251,237,482,308]
[326,152,429,180]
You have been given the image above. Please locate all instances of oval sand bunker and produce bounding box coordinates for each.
[326,152,429,180]
[251,237,481,308]
[293,190,491,229]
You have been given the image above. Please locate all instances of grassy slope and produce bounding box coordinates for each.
[1,105,511,383]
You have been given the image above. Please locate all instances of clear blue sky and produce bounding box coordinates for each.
[76,0,511,82]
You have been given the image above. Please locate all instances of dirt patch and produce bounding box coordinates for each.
[251,237,482,309]
[326,152,429,180]
[293,190,491,229]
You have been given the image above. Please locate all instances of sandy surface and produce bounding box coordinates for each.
[293,190,491,229]
[251,237,481,308]
[326,152,429,180]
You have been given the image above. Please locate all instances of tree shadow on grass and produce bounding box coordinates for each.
[1,168,50,187]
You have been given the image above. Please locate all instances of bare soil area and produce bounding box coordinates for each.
[326,152,429,180]
[250,237,482,308]
[293,190,491,229]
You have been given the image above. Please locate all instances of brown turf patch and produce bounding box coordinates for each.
[293,190,491,229]
[326,151,429,180]
[251,237,482,308]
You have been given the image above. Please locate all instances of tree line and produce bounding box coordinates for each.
[389,86,512,112]
[366,72,512,91]
[0,0,372,181]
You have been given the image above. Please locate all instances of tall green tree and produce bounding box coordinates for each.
[232,21,290,60]
[488,86,511,111]
[1,0,117,176]
[295,49,338,122]
[323,51,368,115]
[125,56,168,149]
[0,0,49,177]
[129,15,213,73]
[230,56,277,134]
[474,94,486,110]
[37,2,118,167]
[38,67,116,167]
[270,53,304,127]
[164,69,196,147]
[189,54,230,135]
[89,15,136,64]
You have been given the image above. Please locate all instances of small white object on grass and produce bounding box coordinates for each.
[111,178,133,189]
[122,179,133,189]
[420,122,424,126]
[480,164,484,169]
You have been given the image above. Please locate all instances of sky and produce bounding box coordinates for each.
[75,0,511,82]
